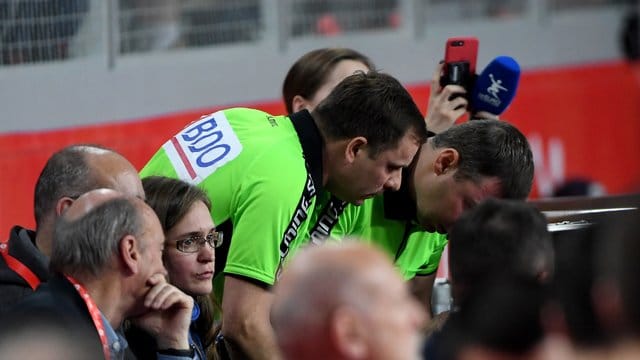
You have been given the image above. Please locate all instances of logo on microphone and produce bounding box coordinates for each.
[487,74,508,99]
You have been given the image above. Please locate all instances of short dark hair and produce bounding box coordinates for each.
[33,144,112,228]
[50,197,142,277]
[551,225,607,346]
[282,48,375,114]
[432,120,534,200]
[142,176,211,233]
[312,71,428,157]
[448,198,553,305]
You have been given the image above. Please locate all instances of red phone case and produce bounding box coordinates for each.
[444,37,479,73]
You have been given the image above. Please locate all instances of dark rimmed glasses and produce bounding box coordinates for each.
[174,229,223,253]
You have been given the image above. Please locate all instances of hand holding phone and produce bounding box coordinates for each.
[440,37,479,94]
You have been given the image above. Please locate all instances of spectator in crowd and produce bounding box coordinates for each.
[424,198,554,360]
[327,119,534,316]
[447,198,554,305]
[140,70,429,359]
[443,275,547,360]
[126,176,222,359]
[0,144,145,311]
[5,189,195,359]
[281,47,490,317]
[271,241,426,360]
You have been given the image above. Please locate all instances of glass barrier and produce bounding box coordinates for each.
[288,0,400,37]
[423,0,527,23]
[0,0,91,65]
[0,0,633,64]
[118,0,262,54]
[551,0,633,11]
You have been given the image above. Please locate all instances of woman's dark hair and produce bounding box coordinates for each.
[282,47,374,113]
[142,176,220,359]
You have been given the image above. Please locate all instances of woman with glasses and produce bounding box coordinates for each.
[126,176,223,360]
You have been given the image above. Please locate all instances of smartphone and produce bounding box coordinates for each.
[440,36,479,92]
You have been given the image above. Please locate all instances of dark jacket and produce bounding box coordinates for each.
[0,225,49,312]
[4,275,104,354]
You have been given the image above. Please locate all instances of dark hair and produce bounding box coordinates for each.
[551,225,608,346]
[312,71,428,157]
[33,144,113,228]
[448,198,553,305]
[282,48,375,113]
[50,197,142,277]
[437,275,546,359]
[432,119,534,200]
[142,176,212,232]
[141,176,218,356]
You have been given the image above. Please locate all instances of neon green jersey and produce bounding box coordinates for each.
[332,189,448,280]
[140,108,324,286]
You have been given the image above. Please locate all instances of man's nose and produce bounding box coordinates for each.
[384,171,402,191]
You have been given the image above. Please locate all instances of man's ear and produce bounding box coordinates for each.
[55,196,76,216]
[331,307,368,359]
[345,137,368,164]
[119,235,140,275]
[291,95,309,113]
[433,148,460,176]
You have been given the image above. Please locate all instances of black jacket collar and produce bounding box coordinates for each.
[289,110,324,197]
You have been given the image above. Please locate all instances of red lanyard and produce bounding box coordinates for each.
[65,275,111,360]
[0,239,40,290]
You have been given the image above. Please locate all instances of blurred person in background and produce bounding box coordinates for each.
[424,198,554,360]
[592,210,640,360]
[271,241,426,360]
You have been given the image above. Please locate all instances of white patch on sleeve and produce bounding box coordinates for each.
[162,111,242,184]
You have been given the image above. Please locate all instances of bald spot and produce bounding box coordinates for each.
[84,149,145,200]
[62,188,125,222]
[272,241,401,329]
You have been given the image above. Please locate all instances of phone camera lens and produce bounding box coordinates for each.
[454,41,464,46]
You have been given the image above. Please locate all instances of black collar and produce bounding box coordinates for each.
[289,110,324,197]
[383,167,417,221]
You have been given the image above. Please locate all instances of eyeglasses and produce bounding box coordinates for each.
[174,229,223,253]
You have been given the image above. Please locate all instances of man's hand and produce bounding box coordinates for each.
[130,273,193,350]
[425,62,469,134]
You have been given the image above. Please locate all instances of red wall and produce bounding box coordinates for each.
[1,60,639,236]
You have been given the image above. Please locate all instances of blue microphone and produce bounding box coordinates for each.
[470,56,520,116]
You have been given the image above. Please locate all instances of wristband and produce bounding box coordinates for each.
[158,347,195,357]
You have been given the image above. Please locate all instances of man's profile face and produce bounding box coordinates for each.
[330,131,421,205]
[412,148,502,234]
[135,204,168,307]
